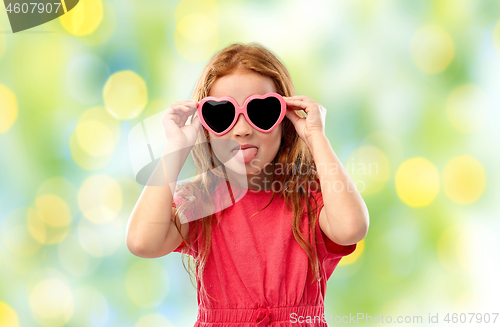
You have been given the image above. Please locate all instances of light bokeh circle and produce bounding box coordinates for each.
[77,215,124,257]
[174,0,219,62]
[345,145,391,195]
[29,279,74,327]
[0,302,19,327]
[68,286,109,327]
[1,208,42,256]
[410,24,454,74]
[75,120,115,156]
[443,155,486,204]
[446,84,489,133]
[70,107,120,170]
[103,71,148,120]
[60,0,104,36]
[125,261,169,308]
[0,84,18,133]
[78,174,123,224]
[35,194,72,228]
[395,157,440,207]
[25,194,73,245]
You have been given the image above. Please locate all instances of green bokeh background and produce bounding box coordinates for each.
[1,0,500,326]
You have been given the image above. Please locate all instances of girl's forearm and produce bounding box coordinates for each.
[309,134,369,244]
[126,145,189,257]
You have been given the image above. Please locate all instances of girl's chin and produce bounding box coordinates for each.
[223,160,263,176]
[226,165,260,176]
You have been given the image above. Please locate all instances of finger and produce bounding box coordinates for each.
[177,105,198,121]
[285,99,309,111]
[190,114,202,131]
[173,104,191,112]
[168,106,188,125]
[285,99,309,106]
[285,110,302,125]
[182,104,199,118]
[178,111,190,126]
[165,106,190,125]
[165,105,188,116]
[164,113,181,125]
[171,102,197,115]
[286,100,319,115]
[283,95,313,102]
[184,102,198,110]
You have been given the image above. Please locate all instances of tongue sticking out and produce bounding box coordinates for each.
[233,148,258,164]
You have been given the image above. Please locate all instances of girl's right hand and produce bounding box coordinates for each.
[161,101,202,150]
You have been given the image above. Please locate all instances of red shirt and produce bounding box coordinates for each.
[173,180,357,326]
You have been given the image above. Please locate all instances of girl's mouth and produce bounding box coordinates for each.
[232,147,258,163]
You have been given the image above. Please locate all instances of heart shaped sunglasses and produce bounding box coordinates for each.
[197,92,287,136]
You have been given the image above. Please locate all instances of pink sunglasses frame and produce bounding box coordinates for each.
[196,92,287,136]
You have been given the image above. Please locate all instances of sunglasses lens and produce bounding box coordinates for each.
[202,100,235,134]
[247,97,282,131]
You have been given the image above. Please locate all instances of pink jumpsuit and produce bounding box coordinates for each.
[173,180,357,326]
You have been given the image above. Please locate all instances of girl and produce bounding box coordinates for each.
[127,42,369,326]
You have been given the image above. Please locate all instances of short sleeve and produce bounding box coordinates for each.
[171,195,197,257]
[172,221,196,256]
[310,181,357,260]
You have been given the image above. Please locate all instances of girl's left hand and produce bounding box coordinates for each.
[284,95,327,148]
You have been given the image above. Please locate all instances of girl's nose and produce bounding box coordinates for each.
[232,113,252,137]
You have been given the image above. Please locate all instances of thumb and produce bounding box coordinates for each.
[285,109,301,126]
[190,114,202,131]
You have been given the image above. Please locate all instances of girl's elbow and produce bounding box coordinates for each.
[355,213,369,242]
[126,234,150,258]
[342,217,369,245]
[357,222,369,242]
[126,238,144,257]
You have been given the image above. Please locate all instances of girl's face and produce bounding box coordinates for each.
[206,69,282,177]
